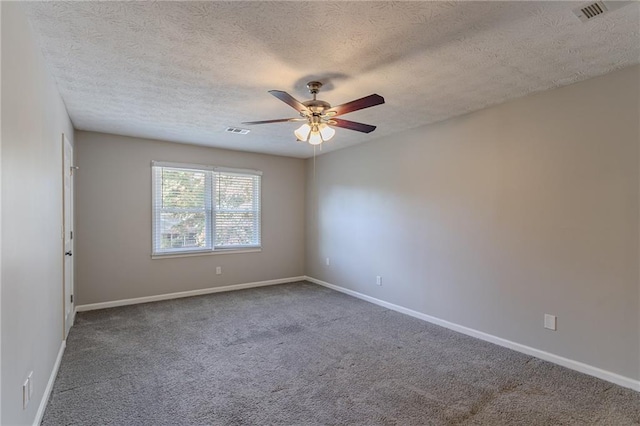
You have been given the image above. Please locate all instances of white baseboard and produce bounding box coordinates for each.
[33,340,66,426]
[75,276,306,312]
[305,276,640,392]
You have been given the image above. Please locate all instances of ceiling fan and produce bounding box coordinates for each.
[242,81,385,146]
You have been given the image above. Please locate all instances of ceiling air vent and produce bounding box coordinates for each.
[573,1,631,22]
[225,127,250,135]
[573,1,610,22]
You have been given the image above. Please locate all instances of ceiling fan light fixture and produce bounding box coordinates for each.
[294,122,334,145]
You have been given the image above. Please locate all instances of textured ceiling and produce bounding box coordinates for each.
[25,1,640,158]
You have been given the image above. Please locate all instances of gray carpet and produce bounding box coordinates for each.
[42,281,639,425]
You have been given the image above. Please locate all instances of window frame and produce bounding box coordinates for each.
[151,161,262,258]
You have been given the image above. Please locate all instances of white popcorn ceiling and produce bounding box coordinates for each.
[25,1,640,158]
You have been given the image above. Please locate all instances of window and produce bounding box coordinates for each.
[152,161,261,256]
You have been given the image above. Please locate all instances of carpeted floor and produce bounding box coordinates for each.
[42,281,638,425]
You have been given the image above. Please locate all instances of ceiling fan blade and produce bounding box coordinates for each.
[242,118,305,125]
[330,118,377,133]
[268,90,309,114]
[327,94,385,117]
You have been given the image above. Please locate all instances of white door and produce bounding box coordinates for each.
[63,135,75,337]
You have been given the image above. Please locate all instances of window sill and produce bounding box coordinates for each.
[152,248,261,260]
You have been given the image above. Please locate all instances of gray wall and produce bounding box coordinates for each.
[1,3,74,424]
[74,132,305,305]
[305,65,640,381]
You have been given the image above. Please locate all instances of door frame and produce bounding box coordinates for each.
[62,133,75,338]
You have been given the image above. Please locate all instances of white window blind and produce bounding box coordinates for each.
[215,171,261,248]
[152,162,261,255]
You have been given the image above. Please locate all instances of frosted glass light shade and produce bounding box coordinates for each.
[308,132,323,145]
[319,125,335,141]
[294,123,311,141]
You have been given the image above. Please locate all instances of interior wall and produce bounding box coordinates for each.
[1,3,74,425]
[74,131,305,305]
[305,65,640,382]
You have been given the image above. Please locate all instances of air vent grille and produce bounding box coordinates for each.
[573,1,609,22]
[225,127,250,135]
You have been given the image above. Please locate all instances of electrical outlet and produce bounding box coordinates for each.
[216,266,222,275]
[544,314,557,331]
[325,258,330,266]
[376,276,382,286]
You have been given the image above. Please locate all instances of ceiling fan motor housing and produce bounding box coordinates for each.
[302,99,331,115]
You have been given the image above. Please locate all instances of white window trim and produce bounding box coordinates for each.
[151,161,263,176]
[151,161,262,258]
[151,248,262,260]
